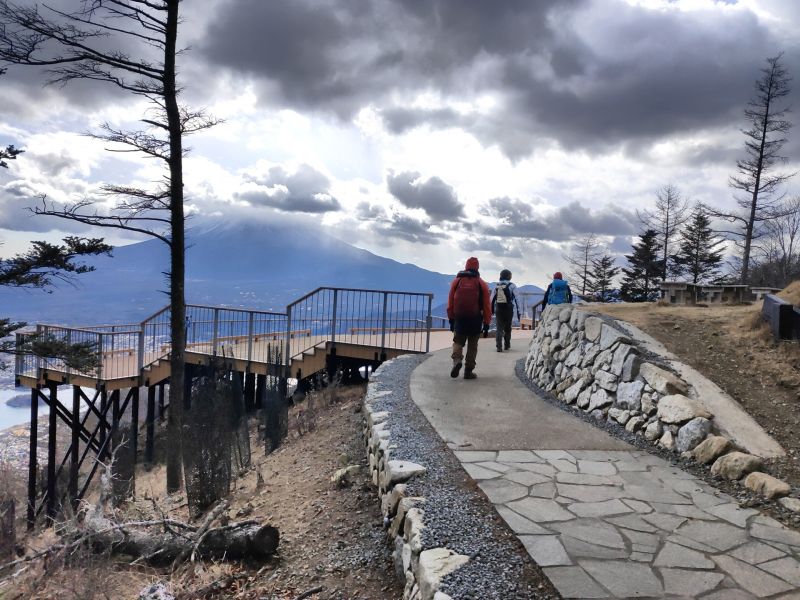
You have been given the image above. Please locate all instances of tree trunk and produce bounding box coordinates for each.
[164,0,185,494]
[83,513,278,564]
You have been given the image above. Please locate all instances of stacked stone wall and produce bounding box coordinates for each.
[524,304,793,500]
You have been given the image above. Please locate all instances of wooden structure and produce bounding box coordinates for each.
[14,287,433,528]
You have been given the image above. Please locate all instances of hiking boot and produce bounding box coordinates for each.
[504,343,511,350]
[464,370,477,380]
[496,347,503,352]
[450,362,462,378]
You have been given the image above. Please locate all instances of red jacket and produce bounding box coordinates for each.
[447,258,492,326]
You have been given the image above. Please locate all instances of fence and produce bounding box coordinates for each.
[16,287,435,385]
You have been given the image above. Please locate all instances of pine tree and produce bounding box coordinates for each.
[588,253,620,301]
[621,229,663,302]
[673,208,725,286]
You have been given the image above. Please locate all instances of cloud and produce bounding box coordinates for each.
[459,236,522,258]
[480,198,637,242]
[376,214,448,245]
[235,164,341,213]
[198,0,783,160]
[386,171,465,220]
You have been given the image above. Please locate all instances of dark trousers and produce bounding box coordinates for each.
[495,306,513,349]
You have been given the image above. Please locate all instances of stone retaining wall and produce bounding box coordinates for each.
[524,304,794,501]
[362,367,464,600]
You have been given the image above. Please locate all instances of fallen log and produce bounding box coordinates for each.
[83,513,279,565]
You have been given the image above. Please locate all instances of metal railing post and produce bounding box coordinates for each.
[212,308,220,356]
[380,292,388,352]
[425,294,433,353]
[99,333,105,381]
[284,306,292,378]
[247,312,254,364]
[331,289,339,346]
[65,329,72,377]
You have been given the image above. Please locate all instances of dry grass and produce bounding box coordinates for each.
[778,280,800,304]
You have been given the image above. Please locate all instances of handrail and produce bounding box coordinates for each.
[16,288,435,384]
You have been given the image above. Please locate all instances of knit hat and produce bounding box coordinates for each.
[553,272,563,280]
[465,257,480,271]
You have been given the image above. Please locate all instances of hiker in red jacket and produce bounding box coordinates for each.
[447,257,492,379]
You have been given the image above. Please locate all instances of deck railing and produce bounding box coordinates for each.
[15,287,435,384]
[285,287,433,366]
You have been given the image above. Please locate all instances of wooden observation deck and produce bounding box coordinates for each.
[13,286,440,528]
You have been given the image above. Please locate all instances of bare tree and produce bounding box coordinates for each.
[0,1,218,493]
[753,196,800,286]
[563,233,602,296]
[637,183,690,280]
[706,53,794,284]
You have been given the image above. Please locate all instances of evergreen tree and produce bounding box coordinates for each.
[621,229,663,302]
[588,253,620,301]
[673,208,725,285]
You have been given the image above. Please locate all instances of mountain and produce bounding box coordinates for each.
[0,220,467,325]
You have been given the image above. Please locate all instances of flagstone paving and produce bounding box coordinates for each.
[410,342,800,598]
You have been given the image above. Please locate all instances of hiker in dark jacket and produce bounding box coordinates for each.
[491,269,521,352]
[542,271,573,307]
[446,257,492,379]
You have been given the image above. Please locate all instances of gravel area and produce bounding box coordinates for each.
[369,355,560,600]
[514,356,800,533]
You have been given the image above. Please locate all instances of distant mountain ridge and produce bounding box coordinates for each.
[1,220,543,325]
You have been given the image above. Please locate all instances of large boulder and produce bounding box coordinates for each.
[710,452,763,480]
[692,436,731,465]
[676,417,711,454]
[599,324,630,350]
[657,394,712,424]
[621,353,641,382]
[640,363,689,395]
[594,369,619,392]
[744,472,791,499]
[610,344,634,376]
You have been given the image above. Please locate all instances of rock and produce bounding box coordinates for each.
[433,592,455,600]
[710,452,763,480]
[608,407,631,425]
[382,484,408,517]
[563,379,587,404]
[640,363,689,395]
[580,343,600,367]
[417,548,469,599]
[692,436,731,465]
[383,461,427,488]
[138,583,175,600]
[594,369,619,392]
[610,344,633,376]
[676,417,711,454]
[621,353,641,382]
[640,393,656,416]
[616,380,645,411]
[599,324,630,350]
[587,388,613,412]
[590,409,605,420]
[659,430,675,450]
[559,306,574,322]
[779,497,800,513]
[331,465,361,487]
[577,388,592,409]
[584,317,603,341]
[644,420,661,441]
[744,472,791,499]
[626,416,645,433]
[657,394,712,424]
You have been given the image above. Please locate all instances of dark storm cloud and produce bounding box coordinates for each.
[355,202,386,220]
[387,171,465,220]
[236,164,341,213]
[199,0,785,159]
[479,197,637,242]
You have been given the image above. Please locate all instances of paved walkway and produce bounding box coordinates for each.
[410,339,800,599]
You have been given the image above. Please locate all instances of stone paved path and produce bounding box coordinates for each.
[410,341,800,599]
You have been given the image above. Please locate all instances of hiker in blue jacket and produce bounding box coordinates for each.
[491,269,521,352]
[542,271,573,307]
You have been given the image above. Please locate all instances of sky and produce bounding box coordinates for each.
[2,0,800,288]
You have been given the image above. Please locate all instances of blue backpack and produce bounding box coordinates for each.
[549,279,569,305]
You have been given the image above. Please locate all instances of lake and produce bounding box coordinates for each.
[0,387,46,431]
